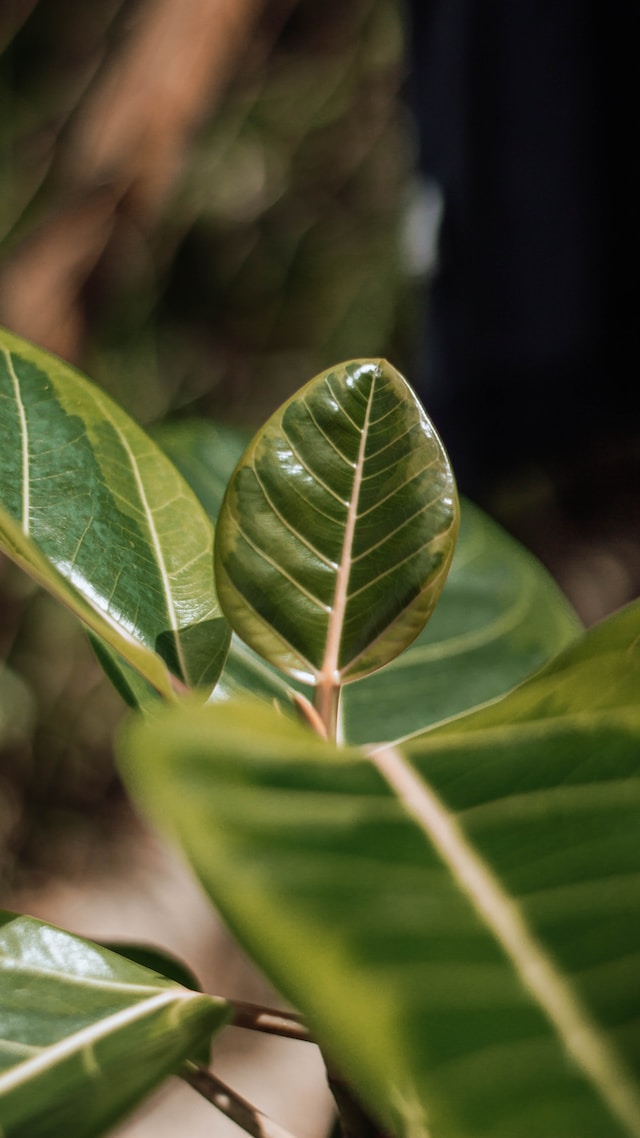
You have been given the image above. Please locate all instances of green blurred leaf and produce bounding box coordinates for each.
[88,635,162,712]
[154,419,248,523]
[215,359,459,693]
[100,942,201,992]
[0,328,229,696]
[341,499,582,743]
[0,661,34,747]
[0,911,229,1137]
[119,601,640,1138]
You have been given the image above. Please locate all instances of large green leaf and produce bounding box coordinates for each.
[119,601,640,1138]
[157,418,310,710]
[0,509,176,700]
[0,328,229,695]
[214,360,459,707]
[158,420,580,738]
[0,912,229,1137]
[341,500,581,743]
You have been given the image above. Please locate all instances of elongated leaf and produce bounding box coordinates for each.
[214,359,459,687]
[0,328,229,695]
[341,499,581,742]
[158,420,580,737]
[0,508,175,700]
[120,601,640,1138]
[0,912,229,1138]
[157,418,313,710]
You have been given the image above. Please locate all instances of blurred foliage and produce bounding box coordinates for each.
[0,0,412,883]
[0,0,411,423]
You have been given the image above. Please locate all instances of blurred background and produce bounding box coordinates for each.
[0,0,412,888]
[1,0,640,882]
[0,5,638,1124]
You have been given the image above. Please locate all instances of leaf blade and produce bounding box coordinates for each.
[119,602,640,1138]
[158,421,580,735]
[0,912,229,1138]
[0,328,229,694]
[214,359,459,687]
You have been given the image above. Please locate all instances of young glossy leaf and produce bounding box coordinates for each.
[0,328,229,695]
[341,499,582,743]
[158,420,580,736]
[157,418,317,711]
[119,601,640,1138]
[0,912,230,1138]
[214,360,459,690]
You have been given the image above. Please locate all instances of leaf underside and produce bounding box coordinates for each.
[0,912,229,1138]
[215,359,459,685]
[0,328,229,696]
[119,600,640,1138]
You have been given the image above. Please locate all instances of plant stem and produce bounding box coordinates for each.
[230,1000,311,1042]
[182,1062,301,1138]
[313,680,341,743]
[327,1070,390,1138]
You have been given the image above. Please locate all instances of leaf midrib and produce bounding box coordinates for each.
[91,392,191,684]
[370,744,640,1138]
[321,378,376,685]
[0,987,201,1094]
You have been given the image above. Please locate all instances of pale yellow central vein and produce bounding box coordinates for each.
[95,400,189,684]
[321,378,375,689]
[370,744,640,1138]
[3,349,30,535]
[0,989,197,1094]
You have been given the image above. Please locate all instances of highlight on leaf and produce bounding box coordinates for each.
[214,359,459,705]
[0,327,230,698]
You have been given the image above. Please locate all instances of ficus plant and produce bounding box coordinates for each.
[0,325,639,1138]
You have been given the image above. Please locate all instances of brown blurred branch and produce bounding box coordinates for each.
[0,0,293,360]
[64,0,273,219]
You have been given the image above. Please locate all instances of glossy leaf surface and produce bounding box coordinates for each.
[0,912,229,1137]
[0,328,229,694]
[120,601,640,1138]
[215,359,459,685]
[158,418,306,709]
[0,508,175,700]
[159,419,580,737]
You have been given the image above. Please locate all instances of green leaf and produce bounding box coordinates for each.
[119,601,640,1138]
[0,911,230,1138]
[100,943,201,993]
[158,421,580,737]
[0,328,229,696]
[0,509,176,700]
[341,499,582,743]
[154,418,248,524]
[157,417,306,712]
[214,360,459,692]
